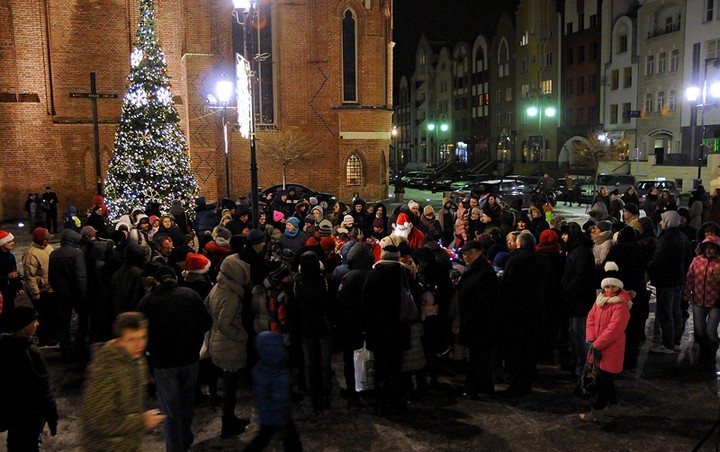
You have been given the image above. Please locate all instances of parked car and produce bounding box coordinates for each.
[580,173,636,204]
[401,171,433,188]
[260,183,337,210]
[450,178,554,209]
[635,178,680,200]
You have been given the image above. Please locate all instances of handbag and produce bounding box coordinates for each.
[353,341,375,392]
[398,270,420,323]
[573,348,601,400]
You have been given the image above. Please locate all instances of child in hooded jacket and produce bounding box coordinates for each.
[581,261,632,423]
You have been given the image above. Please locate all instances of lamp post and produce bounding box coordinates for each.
[216,79,233,200]
[526,90,555,179]
[233,0,260,229]
[426,120,449,164]
[392,126,399,174]
[686,57,720,183]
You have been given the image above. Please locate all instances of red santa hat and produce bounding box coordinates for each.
[0,230,14,247]
[395,213,413,232]
[184,253,211,274]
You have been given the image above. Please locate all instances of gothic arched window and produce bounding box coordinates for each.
[346,153,362,185]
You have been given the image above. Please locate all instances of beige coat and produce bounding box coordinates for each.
[205,254,250,370]
[22,243,53,296]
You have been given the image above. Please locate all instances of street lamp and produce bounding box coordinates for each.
[392,126,399,174]
[427,120,449,164]
[206,78,234,200]
[233,0,260,229]
[686,57,720,182]
[216,79,233,200]
[526,90,555,178]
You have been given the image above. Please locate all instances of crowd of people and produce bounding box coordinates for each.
[1,180,720,450]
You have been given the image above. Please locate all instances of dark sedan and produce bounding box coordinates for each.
[260,183,337,210]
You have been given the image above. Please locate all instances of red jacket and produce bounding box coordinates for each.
[586,289,631,374]
[683,235,720,308]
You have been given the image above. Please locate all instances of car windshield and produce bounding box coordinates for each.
[473,183,501,194]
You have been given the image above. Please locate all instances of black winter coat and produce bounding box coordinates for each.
[48,230,87,300]
[562,235,597,317]
[503,248,549,318]
[649,227,692,288]
[457,257,500,348]
[294,274,331,339]
[137,283,212,368]
[0,334,57,425]
[362,260,411,352]
[337,243,374,346]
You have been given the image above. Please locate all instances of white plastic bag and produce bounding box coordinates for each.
[353,341,375,392]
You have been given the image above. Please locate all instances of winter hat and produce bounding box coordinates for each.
[311,206,323,217]
[246,229,266,246]
[0,230,14,247]
[493,251,511,270]
[318,219,333,237]
[184,253,211,274]
[10,305,38,331]
[279,248,295,265]
[268,263,291,283]
[31,227,51,245]
[320,236,336,252]
[236,203,251,216]
[195,196,206,205]
[148,215,159,225]
[408,201,420,211]
[616,226,637,243]
[381,244,401,261]
[596,220,612,232]
[309,197,318,206]
[661,210,681,229]
[601,261,623,290]
[342,215,355,226]
[624,203,639,215]
[336,227,349,235]
[154,265,177,284]
[285,217,301,237]
[214,227,232,247]
[304,214,315,224]
[373,218,385,229]
[273,210,285,223]
[423,205,435,216]
[395,213,413,232]
[536,229,561,253]
[81,225,97,238]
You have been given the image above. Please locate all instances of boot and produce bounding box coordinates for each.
[220,415,250,438]
[604,403,621,417]
[579,409,605,423]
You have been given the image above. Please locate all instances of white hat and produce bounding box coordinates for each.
[601,261,623,290]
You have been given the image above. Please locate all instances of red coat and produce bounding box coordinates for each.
[586,289,631,374]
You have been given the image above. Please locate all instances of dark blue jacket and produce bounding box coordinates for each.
[252,331,292,428]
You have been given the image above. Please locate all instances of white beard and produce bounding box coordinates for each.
[392,224,411,239]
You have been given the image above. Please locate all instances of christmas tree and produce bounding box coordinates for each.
[104,0,199,221]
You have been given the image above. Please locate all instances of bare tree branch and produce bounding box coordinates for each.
[257,128,324,185]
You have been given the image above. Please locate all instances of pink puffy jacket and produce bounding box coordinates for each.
[586,289,632,374]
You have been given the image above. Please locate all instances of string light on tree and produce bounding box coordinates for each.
[104,0,199,220]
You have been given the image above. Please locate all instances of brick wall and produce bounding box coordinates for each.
[0,0,392,220]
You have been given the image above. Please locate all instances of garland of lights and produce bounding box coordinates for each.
[104,0,199,221]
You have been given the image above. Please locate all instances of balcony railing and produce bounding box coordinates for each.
[648,22,680,38]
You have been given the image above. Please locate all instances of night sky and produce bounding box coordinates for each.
[393,0,519,82]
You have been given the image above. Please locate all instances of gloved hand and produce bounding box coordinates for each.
[591,347,602,362]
